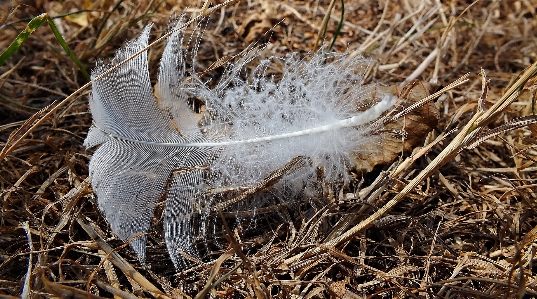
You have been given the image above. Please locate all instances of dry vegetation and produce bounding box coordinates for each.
[1,0,537,298]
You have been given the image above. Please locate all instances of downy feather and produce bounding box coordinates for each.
[85,20,396,269]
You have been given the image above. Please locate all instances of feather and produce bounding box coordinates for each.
[84,20,396,269]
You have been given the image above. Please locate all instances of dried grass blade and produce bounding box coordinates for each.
[20,222,33,299]
[92,280,141,299]
[76,216,172,299]
[474,60,537,129]
[195,249,237,299]
[0,100,58,160]
[43,277,104,299]
[465,115,537,149]
[330,118,477,248]
[389,73,470,122]
[313,0,336,51]
[478,68,490,113]
[213,156,311,211]
[431,0,478,83]
[219,208,268,298]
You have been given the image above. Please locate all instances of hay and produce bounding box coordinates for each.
[1,0,537,297]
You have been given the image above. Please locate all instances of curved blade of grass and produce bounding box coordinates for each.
[0,13,90,81]
[43,14,90,81]
[0,13,47,67]
[328,0,344,51]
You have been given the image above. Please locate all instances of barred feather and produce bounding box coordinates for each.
[85,20,396,269]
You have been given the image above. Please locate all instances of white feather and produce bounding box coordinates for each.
[85,20,396,269]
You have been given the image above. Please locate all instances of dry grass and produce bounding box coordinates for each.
[1,0,537,298]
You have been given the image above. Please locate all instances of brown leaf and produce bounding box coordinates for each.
[354,80,440,173]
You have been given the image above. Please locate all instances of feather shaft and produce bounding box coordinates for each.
[91,94,395,148]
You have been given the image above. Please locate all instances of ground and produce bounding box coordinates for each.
[1,0,537,298]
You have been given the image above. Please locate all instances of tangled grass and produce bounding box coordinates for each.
[1,0,537,298]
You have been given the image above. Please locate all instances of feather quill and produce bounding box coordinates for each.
[85,20,396,269]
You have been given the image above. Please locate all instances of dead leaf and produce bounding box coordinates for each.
[354,80,440,173]
[65,12,89,28]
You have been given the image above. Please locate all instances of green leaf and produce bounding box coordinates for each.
[44,14,90,81]
[329,0,345,51]
[0,13,47,67]
[0,13,90,82]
